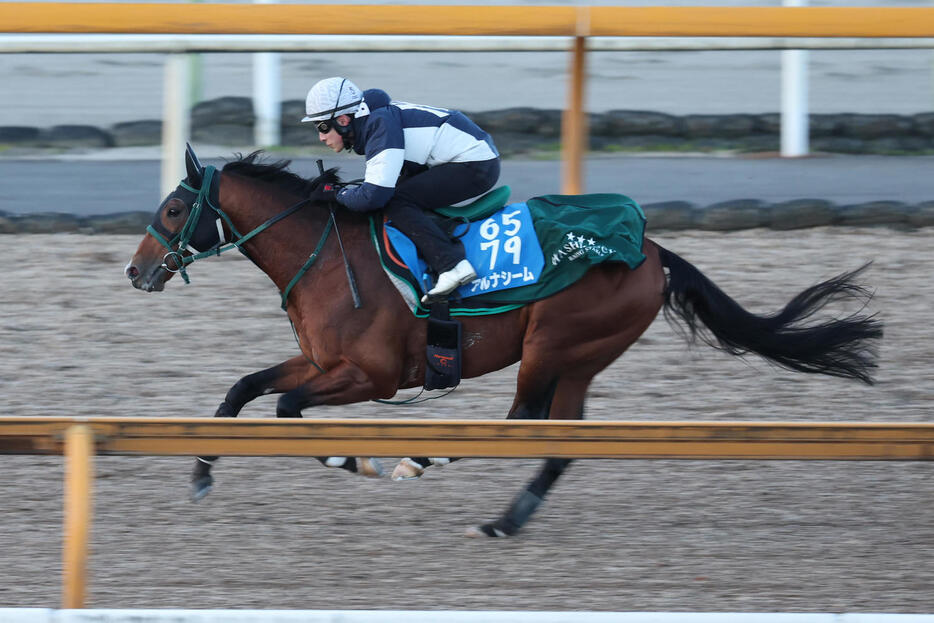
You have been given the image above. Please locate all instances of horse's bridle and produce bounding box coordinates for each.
[146,164,332,309]
[146,165,233,284]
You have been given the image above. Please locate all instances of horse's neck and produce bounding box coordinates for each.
[218,175,333,290]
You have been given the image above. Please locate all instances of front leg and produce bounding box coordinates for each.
[276,358,391,415]
[276,359,391,477]
[217,354,315,418]
[192,355,326,501]
[193,357,392,500]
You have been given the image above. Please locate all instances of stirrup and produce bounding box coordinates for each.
[420,291,448,305]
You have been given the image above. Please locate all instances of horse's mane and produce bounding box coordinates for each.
[222,151,341,197]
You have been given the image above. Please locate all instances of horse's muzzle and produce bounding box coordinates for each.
[125,261,167,292]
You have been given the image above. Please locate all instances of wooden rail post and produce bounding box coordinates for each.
[63,424,94,609]
[561,34,588,194]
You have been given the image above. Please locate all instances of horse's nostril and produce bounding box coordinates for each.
[126,265,140,280]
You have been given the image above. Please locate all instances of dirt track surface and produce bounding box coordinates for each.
[1,230,932,612]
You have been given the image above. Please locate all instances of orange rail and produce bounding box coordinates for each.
[3,417,934,461]
[2,5,934,37]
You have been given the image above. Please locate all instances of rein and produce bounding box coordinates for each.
[146,164,329,310]
[149,163,450,403]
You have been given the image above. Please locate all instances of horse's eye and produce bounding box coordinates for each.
[167,207,181,218]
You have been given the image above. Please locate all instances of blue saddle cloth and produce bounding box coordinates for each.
[385,202,546,299]
[370,190,647,318]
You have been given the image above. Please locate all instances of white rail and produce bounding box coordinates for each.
[3,610,934,623]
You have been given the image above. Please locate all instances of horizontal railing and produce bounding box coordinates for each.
[3,4,934,37]
[4,416,933,608]
[3,417,934,460]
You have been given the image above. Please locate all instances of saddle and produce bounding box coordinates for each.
[371,186,649,391]
[435,185,513,223]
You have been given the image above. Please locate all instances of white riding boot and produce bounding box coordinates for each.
[422,259,477,302]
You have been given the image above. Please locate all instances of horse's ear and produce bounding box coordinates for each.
[324,166,341,184]
[185,142,204,186]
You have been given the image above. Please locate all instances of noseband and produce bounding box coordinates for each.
[146,165,336,310]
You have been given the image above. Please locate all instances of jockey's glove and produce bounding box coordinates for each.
[309,183,338,205]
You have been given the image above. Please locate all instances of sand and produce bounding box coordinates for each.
[1,228,931,611]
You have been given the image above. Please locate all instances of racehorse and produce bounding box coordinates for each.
[125,146,882,538]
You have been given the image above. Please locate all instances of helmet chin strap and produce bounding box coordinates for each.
[335,122,354,150]
[329,78,355,150]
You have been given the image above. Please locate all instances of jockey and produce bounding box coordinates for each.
[302,76,501,301]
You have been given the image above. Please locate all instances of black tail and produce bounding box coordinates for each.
[657,246,883,385]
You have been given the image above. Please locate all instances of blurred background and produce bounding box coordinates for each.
[3,0,934,217]
[2,0,934,128]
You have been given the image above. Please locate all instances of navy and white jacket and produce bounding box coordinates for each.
[335,89,499,213]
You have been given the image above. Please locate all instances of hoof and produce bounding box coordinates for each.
[191,475,214,502]
[391,457,425,481]
[214,401,237,418]
[465,523,510,538]
[357,457,384,478]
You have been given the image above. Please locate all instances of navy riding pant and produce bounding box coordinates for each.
[385,158,501,273]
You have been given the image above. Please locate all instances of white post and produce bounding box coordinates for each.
[253,0,281,146]
[161,53,191,197]
[781,0,809,157]
[253,51,281,146]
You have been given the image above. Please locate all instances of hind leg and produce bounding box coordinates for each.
[466,261,665,536]
[391,376,559,480]
[468,458,573,537]
[466,376,585,538]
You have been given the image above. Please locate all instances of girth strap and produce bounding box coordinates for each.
[424,301,462,391]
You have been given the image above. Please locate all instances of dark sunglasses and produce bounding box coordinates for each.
[315,119,335,134]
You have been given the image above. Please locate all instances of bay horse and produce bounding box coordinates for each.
[125,146,882,538]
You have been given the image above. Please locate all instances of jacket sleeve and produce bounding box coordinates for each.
[336,112,405,212]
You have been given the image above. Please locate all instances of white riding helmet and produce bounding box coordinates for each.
[301,77,363,123]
